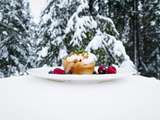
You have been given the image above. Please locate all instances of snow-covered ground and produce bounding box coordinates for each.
[0,73,160,120]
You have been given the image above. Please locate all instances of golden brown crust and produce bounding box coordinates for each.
[63,59,95,74]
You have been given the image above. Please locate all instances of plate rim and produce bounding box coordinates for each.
[28,66,128,82]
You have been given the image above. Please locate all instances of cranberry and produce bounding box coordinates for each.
[105,66,117,74]
[98,65,106,74]
[53,68,65,74]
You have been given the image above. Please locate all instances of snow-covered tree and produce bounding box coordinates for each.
[137,0,160,78]
[104,0,160,79]
[37,0,136,72]
[0,0,34,77]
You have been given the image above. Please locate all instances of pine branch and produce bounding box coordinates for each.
[102,44,116,64]
[0,22,25,36]
[97,15,119,36]
[10,13,28,34]
[0,22,18,33]
[0,35,13,46]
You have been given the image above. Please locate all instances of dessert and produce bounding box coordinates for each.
[63,51,97,74]
[48,49,117,75]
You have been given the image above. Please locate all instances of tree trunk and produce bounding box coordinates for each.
[133,0,139,69]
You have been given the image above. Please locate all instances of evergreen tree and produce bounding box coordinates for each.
[37,0,135,72]
[138,0,160,78]
[105,0,160,79]
[0,0,34,77]
[37,0,74,66]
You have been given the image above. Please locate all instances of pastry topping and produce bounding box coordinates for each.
[65,51,97,65]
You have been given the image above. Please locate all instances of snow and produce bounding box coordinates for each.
[121,18,130,43]
[150,21,156,26]
[69,16,97,46]
[38,46,49,57]
[119,60,137,74]
[10,55,19,65]
[58,47,68,59]
[2,31,8,35]
[155,11,160,15]
[0,74,160,120]
[0,46,8,59]
[97,15,119,36]
[138,1,143,11]
[85,30,104,51]
[65,2,97,46]
[57,0,71,8]
[0,12,2,21]
[113,40,127,58]
[41,12,51,23]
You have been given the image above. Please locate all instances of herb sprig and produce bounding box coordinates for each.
[73,48,87,54]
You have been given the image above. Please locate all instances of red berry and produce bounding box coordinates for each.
[53,68,65,74]
[105,66,117,74]
[98,65,106,74]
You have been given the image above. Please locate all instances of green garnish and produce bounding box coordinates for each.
[73,48,87,54]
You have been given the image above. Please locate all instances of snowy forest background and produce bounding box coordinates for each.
[0,0,159,79]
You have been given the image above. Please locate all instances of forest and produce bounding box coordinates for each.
[0,0,160,79]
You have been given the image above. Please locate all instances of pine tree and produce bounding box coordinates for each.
[138,0,160,78]
[37,0,73,66]
[37,0,135,72]
[0,0,34,77]
[101,0,160,79]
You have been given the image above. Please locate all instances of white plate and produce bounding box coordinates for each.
[28,67,127,82]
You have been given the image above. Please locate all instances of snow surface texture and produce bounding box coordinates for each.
[0,74,160,120]
[38,0,136,74]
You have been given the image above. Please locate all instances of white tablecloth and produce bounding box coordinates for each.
[0,75,160,120]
